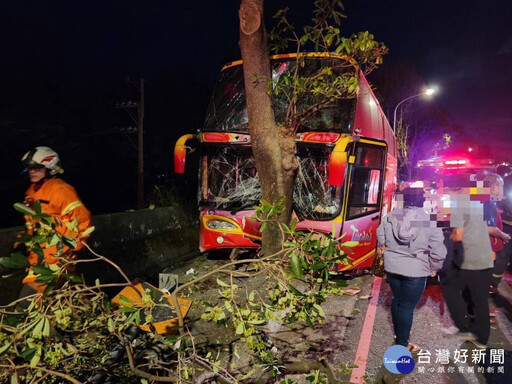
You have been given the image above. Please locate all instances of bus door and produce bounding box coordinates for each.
[339,140,387,270]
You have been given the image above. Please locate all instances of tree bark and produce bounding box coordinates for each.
[238,0,296,256]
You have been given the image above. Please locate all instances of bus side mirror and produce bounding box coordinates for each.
[174,134,195,174]
[329,151,347,186]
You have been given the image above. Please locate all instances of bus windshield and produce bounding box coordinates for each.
[199,146,262,211]
[204,57,355,133]
[200,144,342,221]
[293,145,343,220]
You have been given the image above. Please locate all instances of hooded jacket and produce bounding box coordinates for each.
[377,207,446,277]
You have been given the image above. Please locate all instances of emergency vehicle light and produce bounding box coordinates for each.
[444,159,467,165]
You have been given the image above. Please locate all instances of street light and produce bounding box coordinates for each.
[393,87,437,135]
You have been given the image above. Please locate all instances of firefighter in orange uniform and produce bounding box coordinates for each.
[19,146,92,294]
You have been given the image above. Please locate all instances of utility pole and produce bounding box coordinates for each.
[115,78,145,210]
[137,79,145,210]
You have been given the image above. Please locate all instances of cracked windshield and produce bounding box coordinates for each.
[201,58,355,220]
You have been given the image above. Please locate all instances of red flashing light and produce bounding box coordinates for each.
[444,159,467,165]
[302,132,340,143]
[203,132,231,142]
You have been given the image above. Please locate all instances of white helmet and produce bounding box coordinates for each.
[21,146,64,175]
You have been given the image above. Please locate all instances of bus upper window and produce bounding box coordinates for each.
[203,58,355,133]
[355,146,384,168]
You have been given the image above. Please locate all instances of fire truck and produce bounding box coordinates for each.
[175,53,397,271]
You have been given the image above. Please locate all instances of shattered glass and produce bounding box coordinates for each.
[199,146,261,210]
[293,145,343,220]
[200,144,342,220]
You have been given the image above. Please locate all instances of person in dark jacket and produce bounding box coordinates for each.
[377,187,447,352]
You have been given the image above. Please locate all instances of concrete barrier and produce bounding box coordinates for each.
[0,206,200,304]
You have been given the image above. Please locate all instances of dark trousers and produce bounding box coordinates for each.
[492,249,507,287]
[441,267,492,345]
[386,272,427,347]
[503,223,512,273]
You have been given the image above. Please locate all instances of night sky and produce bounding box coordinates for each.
[1,0,511,226]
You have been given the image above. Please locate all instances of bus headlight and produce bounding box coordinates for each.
[206,219,238,230]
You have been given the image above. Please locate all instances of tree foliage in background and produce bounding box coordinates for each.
[239,0,387,255]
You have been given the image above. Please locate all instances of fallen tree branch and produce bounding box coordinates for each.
[0,364,83,384]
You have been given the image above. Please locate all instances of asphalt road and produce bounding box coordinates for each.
[340,274,512,384]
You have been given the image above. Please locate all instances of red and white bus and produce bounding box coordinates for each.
[175,54,397,271]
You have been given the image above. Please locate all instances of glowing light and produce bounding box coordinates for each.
[302,132,340,143]
[425,88,435,95]
[445,159,467,165]
[468,147,473,152]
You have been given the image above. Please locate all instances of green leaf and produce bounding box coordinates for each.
[32,318,45,337]
[62,273,83,283]
[121,306,138,313]
[82,226,95,237]
[10,371,18,384]
[31,244,44,258]
[62,236,77,249]
[119,295,133,306]
[13,203,36,216]
[107,318,115,332]
[311,261,325,270]
[288,284,305,297]
[0,253,30,269]
[48,234,60,247]
[290,253,303,278]
[29,350,40,367]
[31,265,54,276]
[33,200,42,215]
[247,318,267,325]
[313,304,325,318]
[20,348,37,361]
[342,241,359,248]
[42,317,50,337]
[305,310,315,329]
[216,278,230,288]
[0,341,13,356]
[235,322,244,335]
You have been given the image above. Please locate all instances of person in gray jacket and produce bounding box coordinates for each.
[377,187,447,352]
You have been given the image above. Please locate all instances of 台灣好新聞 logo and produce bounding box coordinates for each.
[383,345,415,374]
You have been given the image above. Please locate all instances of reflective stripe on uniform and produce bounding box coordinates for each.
[62,201,83,215]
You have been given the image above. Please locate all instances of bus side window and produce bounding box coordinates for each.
[347,144,385,218]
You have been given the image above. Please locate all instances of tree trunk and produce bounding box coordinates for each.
[238,0,296,256]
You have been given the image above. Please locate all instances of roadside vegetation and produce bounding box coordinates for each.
[1,198,359,383]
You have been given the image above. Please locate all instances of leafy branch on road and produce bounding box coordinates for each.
[0,197,357,383]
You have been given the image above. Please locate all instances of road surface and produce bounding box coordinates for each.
[340,273,512,383]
